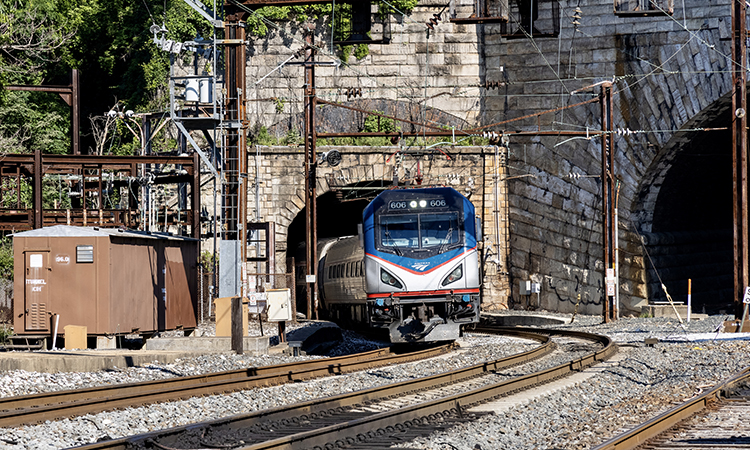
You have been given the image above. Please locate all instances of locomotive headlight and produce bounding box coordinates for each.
[409,200,417,208]
[419,200,427,207]
[380,268,403,289]
[441,264,463,286]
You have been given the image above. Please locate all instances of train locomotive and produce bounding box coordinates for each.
[319,186,481,343]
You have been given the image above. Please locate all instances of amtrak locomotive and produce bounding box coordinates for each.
[319,186,481,343]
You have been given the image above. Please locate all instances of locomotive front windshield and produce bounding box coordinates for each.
[379,212,460,257]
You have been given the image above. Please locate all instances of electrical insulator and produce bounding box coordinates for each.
[345,88,362,100]
[572,7,582,28]
[485,80,505,90]
[499,147,508,165]
[426,13,442,30]
[482,131,502,145]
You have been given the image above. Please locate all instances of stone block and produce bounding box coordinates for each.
[96,336,117,349]
[641,304,688,320]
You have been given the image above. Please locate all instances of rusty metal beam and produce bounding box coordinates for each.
[600,83,615,323]
[304,30,318,320]
[5,85,72,94]
[72,69,80,155]
[0,154,194,166]
[0,153,198,232]
[6,69,81,155]
[33,148,42,229]
[733,0,749,317]
[192,152,200,239]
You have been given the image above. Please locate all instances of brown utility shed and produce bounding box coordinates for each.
[13,225,198,336]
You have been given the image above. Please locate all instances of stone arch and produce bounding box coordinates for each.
[628,92,734,313]
[632,94,731,232]
[604,27,735,313]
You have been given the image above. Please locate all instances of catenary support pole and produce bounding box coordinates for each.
[304,28,318,320]
[732,0,749,317]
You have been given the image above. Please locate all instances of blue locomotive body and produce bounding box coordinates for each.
[320,186,480,343]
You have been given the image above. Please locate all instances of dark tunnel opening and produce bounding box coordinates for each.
[645,109,734,314]
[287,188,377,316]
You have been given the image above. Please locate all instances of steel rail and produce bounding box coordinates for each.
[591,367,750,450]
[66,328,596,450]
[233,328,615,450]
[0,344,453,428]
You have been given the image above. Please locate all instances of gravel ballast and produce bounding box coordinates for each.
[0,313,747,450]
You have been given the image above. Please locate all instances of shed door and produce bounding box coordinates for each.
[24,251,50,331]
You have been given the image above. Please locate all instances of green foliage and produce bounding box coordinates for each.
[273,97,285,114]
[281,128,303,146]
[0,0,423,156]
[377,0,418,17]
[199,250,217,269]
[246,5,331,37]
[249,126,276,146]
[0,236,13,280]
[0,324,11,342]
[352,43,369,60]
[363,111,399,133]
[248,126,305,147]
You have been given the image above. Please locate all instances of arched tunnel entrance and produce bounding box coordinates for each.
[641,108,734,314]
[287,182,388,316]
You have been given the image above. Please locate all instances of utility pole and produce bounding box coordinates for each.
[224,13,249,300]
[600,82,615,323]
[732,0,749,320]
[304,29,318,320]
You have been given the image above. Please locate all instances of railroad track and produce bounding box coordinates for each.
[593,366,750,450]
[0,343,454,428]
[67,327,614,450]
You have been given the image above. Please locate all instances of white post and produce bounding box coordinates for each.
[614,203,620,319]
[52,314,60,350]
[687,278,692,323]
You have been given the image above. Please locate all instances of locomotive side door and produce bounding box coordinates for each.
[24,250,50,331]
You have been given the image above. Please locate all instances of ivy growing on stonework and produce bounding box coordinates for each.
[245,1,418,61]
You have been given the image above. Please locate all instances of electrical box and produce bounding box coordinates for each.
[519,281,540,295]
[214,297,248,337]
[266,288,292,322]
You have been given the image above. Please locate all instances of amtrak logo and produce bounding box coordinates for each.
[411,262,430,271]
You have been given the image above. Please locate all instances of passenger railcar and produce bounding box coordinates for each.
[320,186,481,343]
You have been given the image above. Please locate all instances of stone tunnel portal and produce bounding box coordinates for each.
[642,109,734,314]
[286,186,382,316]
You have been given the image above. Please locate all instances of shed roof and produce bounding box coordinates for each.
[13,225,198,242]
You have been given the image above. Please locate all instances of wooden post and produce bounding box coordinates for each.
[231,296,243,354]
[732,0,749,318]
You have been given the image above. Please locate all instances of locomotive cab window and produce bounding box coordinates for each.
[378,212,462,257]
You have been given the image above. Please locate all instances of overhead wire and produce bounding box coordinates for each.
[237,0,739,175]
[228,0,472,139]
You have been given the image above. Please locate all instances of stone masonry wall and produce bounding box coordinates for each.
[482,0,733,314]
[243,146,508,309]
[236,0,737,316]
